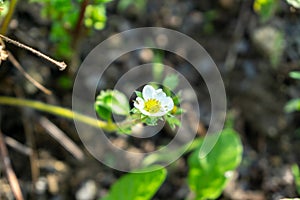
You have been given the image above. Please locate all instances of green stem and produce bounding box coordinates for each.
[0,96,117,132]
[0,0,19,35]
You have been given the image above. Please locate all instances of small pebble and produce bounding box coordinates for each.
[76,180,97,200]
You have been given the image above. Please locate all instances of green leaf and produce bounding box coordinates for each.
[188,129,243,199]
[172,91,182,106]
[143,117,159,126]
[92,5,106,21]
[152,52,164,82]
[94,21,105,30]
[253,0,278,22]
[117,0,132,12]
[0,0,9,17]
[117,126,132,134]
[292,164,300,195]
[289,71,300,80]
[84,4,107,30]
[94,102,112,121]
[95,90,130,120]
[102,166,167,200]
[110,91,130,115]
[117,0,146,13]
[30,0,109,59]
[135,91,142,98]
[95,0,112,3]
[85,18,93,27]
[172,107,184,115]
[286,0,300,8]
[270,29,285,67]
[285,98,300,113]
[58,75,73,90]
[165,115,181,130]
[142,138,203,167]
[163,74,179,91]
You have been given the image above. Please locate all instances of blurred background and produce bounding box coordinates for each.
[0,0,300,199]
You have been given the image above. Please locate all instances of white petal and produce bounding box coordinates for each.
[139,107,166,117]
[142,85,155,100]
[140,109,152,116]
[154,89,167,101]
[160,97,174,112]
[134,97,145,110]
[155,88,163,94]
[148,111,167,117]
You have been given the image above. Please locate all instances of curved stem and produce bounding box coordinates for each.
[0,0,19,35]
[0,96,117,132]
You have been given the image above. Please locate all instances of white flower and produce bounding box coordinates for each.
[134,85,174,117]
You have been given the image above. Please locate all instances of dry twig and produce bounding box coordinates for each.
[0,130,24,200]
[39,117,85,161]
[0,34,67,70]
[4,136,32,156]
[8,51,52,95]
[224,0,252,71]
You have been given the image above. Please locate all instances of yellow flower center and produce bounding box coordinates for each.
[144,99,161,113]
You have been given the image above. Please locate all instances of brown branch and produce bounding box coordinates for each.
[4,136,32,156]
[224,0,252,71]
[0,34,67,70]
[0,130,24,200]
[72,0,89,46]
[8,51,52,95]
[68,0,89,74]
[39,117,85,161]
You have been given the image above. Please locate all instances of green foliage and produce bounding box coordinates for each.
[163,74,179,91]
[142,128,243,200]
[270,29,285,67]
[253,0,278,22]
[252,26,285,68]
[102,166,167,200]
[84,4,107,30]
[143,116,161,126]
[285,72,300,112]
[171,91,182,106]
[152,51,164,82]
[164,113,181,130]
[285,98,300,113]
[95,90,130,121]
[286,0,300,8]
[290,72,300,80]
[57,75,73,90]
[203,10,217,34]
[292,164,300,195]
[187,129,243,200]
[117,0,147,13]
[30,0,110,58]
[0,0,9,18]
[135,91,142,98]
[142,138,203,167]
